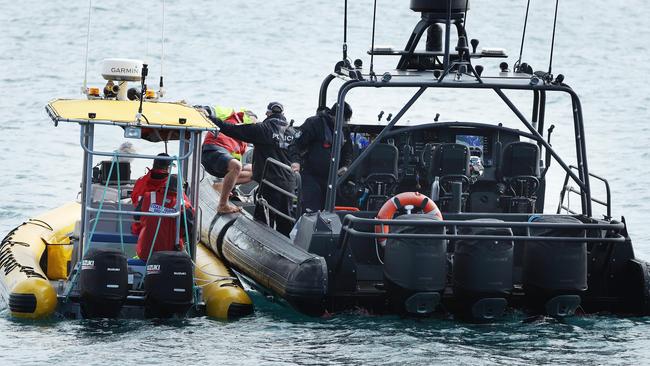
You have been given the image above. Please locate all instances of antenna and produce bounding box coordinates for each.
[369,0,378,80]
[81,0,93,95]
[159,0,166,97]
[145,0,150,61]
[548,0,560,74]
[343,0,348,62]
[137,64,149,123]
[514,0,531,71]
[463,0,469,32]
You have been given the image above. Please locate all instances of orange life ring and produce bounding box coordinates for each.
[375,192,442,244]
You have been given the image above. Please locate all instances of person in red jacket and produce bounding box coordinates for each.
[134,174,194,261]
[201,108,255,214]
[131,153,173,205]
[130,153,173,234]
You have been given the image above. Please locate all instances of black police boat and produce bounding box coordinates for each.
[199,0,650,320]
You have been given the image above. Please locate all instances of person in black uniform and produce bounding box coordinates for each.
[209,102,296,236]
[290,103,354,213]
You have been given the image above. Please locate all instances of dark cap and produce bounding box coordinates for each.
[153,153,173,169]
[331,102,353,121]
[267,102,284,114]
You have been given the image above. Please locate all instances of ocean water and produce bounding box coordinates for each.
[1,0,650,364]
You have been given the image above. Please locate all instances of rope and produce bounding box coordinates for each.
[64,155,118,300]
[178,157,191,259]
[175,156,201,305]
[0,229,46,280]
[85,156,118,256]
[192,264,237,282]
[25,219,53,231]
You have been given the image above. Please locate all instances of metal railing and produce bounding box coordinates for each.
[340,215,626,243]
[78,123,197,259]
[257,158,302,225]
[558,165,612,220]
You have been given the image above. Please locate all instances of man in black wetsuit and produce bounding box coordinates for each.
[210,102,296,236]
[290,103,354,213]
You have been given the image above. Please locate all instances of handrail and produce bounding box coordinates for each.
[260,179,299,200]
[341,215,626,243]
[79,129,195,161]
[86,207,180,218]
[257,158,302,224]
[558,165,612,219]
[342,215,625,230]
[342,228,625,243]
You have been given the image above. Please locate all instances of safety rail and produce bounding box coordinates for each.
[340,215,626,243]
[257,158,302,224]
[86,207,181,218]
[558,165,612,220]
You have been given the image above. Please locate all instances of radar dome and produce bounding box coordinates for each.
[101,58,143,82]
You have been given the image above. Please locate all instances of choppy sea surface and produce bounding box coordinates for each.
[1,0,650,364]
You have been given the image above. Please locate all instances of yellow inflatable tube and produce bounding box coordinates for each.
[0,202,80,319]
[195,243,253,319]
[1,202,252,320]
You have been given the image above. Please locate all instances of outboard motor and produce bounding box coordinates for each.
[524,216,587,317]
[144,251,194,318]
[452,219,513,321]
[79,248,129,318]
[383,214,447,315]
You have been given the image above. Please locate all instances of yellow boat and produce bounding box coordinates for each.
[0,59,252,320]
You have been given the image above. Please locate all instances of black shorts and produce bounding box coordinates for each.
[202,147,233,178]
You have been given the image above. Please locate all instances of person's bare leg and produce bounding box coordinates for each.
[236,164,253,184]
[218,159,242,214]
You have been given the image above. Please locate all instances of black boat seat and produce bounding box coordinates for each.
[425,143,470,212]
[498,141,540,213]
[357,143,399,210]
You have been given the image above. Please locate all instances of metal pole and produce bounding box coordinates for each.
[531,90,539,136]
[538,91,547,143]
[191,132,202,261]
[181,132,190,186]
[175,137,183,249]
[81,123,95,257]
[443,0,452,70]
[318,74,337,110]
[571,95,592,216]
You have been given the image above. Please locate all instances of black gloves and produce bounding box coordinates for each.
[195,105,223,127]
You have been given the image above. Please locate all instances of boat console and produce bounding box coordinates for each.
[340,122,540,214]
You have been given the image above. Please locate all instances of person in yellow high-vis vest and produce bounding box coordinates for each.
[202,106,257,214]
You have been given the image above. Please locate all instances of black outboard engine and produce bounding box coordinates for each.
[383,214,447,315]
[144,251,194,318]
[79,248,129,318]
[524,216,587,317]
[453,219,513,320]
